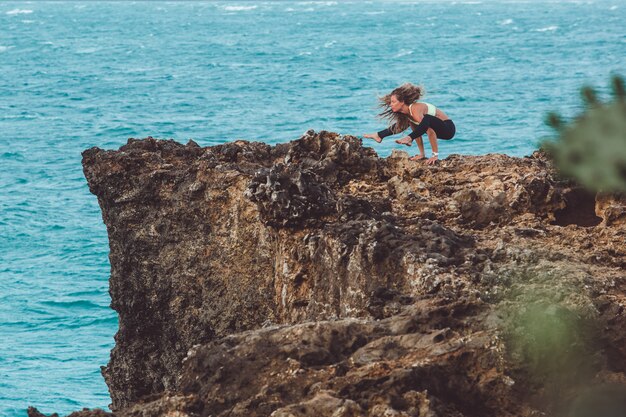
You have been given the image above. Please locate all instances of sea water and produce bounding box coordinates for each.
[0,1,624,415]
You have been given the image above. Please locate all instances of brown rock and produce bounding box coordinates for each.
[65,132,626,417]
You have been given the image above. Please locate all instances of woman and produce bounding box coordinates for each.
[363,83,456,165]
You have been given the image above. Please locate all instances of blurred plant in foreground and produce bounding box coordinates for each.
[504,299,600,392]
[500,76,626,416]
[501,293,611,417]
[543,75,626,193]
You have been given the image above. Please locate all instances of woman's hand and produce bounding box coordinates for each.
[363,133,382,143]
[426,155,438,165]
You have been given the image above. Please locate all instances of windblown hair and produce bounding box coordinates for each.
[377,83,425,133]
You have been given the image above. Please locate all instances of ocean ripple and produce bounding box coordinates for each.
[6,9,33,15]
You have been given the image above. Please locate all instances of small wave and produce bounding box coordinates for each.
[364,11,385,15]
[394,49,414,58]
[1,151,24,160]
[324,40,337,48]
[66,289,106,298]
[86,315,118,326]
[0,113,36,119]
[76,47,98,54]
[1,320,35,328]
[534,26,558,32]
[610,5,618,10]
[221,5,257,11]
[21,19,34,23]
[40,299,103,309]
[56,315,117,329]
[6,9,33,15]
[0,46,11,52]
[297,1,337,5]
[499,18,513,25]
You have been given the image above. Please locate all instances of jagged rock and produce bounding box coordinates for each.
[596,192,626,226]
[246,163,338,228]
[71,132,626,417]
[173,298,514,417]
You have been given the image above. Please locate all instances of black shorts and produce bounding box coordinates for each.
[415,116,455,140]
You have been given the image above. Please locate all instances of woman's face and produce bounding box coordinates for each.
[390,95,402,112]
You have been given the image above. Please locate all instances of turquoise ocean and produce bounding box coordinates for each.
[0,1,624,415]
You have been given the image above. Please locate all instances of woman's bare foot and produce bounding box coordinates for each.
[409,155,426,161]
[395,137,413,146]
[363,133,382,143]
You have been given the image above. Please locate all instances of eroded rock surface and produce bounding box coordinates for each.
[68,131,625,417]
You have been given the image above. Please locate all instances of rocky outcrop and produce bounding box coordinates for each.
[71,131,626,417]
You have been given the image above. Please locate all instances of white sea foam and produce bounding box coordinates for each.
[364,11,385,15]
[6,9,33,15]
[0,46,10,52]
[76,47,98,54]
[1,114,37,119]
[221,5,257,11]
[609,5,618,10]
[394,49,414,58]
[499,18,514,25]
[22,19,34,24]
[324,40,337,48]
[297,1,337,5]
[534,26,558,32]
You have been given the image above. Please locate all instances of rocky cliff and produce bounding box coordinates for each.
[34,131,626,417]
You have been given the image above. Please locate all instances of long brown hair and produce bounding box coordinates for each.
[377,83,425,133]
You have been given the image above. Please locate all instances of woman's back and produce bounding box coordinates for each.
[409,102,450,122]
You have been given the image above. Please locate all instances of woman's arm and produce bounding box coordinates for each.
[425,128,438,165]
[408,116,432,140]
[364,123,406,143]
[377,123,404,139]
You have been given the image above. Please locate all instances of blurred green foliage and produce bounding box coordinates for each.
[543,75,626,192]
[504,300,599,392]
